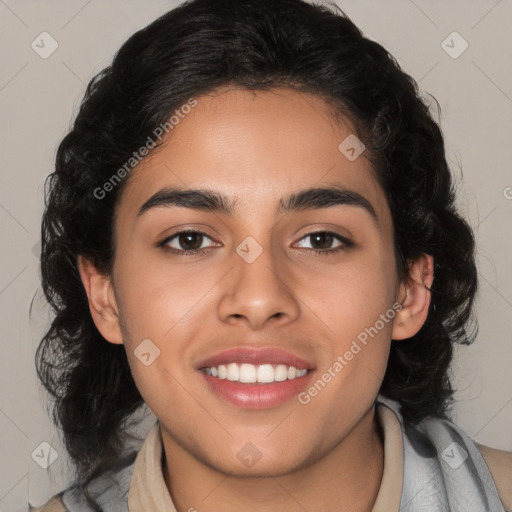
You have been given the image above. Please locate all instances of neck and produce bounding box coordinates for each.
[162,405,384,512]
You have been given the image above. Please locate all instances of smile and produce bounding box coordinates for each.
[202,363,308,384]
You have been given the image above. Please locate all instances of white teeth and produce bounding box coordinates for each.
[226,363,239,381]
[203,363,308,383]
[256,364,274,383]
[275,364,288,381]
[240,363,257,383]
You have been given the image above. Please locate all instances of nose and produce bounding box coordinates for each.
[217,245,301,330]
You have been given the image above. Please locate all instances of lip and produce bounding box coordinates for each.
[196,346,316,409]
[200,370,315,409]
[196,346,315,370]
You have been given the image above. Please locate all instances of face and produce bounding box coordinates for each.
[81,87,428,477]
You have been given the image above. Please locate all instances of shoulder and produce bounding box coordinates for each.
[30,495,67,512]
[376,396,512,510]
[476,443,512,512]
[31,452,137,512]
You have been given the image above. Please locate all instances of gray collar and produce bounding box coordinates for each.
[377,395,506,511]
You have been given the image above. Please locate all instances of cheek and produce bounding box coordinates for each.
[299,249,397,405]
[305,253,397,336]
[301,261,395,410]
[114,249,218,341]
[113,253,232,405]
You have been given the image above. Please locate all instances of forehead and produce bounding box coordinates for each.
[118,87,389,223]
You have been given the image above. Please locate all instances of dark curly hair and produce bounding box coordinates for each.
[36,0,477,508]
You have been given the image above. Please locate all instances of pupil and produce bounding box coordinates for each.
[179,233,202,250]
[312,233,332,249]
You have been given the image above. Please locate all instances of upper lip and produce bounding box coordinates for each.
[197,347,315,370]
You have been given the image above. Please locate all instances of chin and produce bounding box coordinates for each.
[201,445,314,478]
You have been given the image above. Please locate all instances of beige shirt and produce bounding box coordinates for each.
[34,402,512,511]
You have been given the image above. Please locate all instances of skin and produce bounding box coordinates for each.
[79,87,434,512]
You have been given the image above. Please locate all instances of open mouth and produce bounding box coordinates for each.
[201,363,309,384]
[197,346,315,409]
[199,363,314,409]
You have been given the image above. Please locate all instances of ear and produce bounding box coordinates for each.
[392,253,434,340]
[77,255,123,345]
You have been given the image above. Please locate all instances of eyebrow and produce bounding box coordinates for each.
[136,184,377,222]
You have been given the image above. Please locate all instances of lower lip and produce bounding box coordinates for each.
[200,371,314,409]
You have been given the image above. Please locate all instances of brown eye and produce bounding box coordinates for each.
[309,233,334,250]
[160,230,216,253]
[295,231,353,254]
[177,232,204,251]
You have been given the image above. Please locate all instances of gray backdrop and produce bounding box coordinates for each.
[0,0,511,510]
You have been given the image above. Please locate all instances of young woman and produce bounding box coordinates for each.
[34,0,512,510]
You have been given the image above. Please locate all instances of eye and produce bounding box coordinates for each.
[159,230,217,254]
[295,231,352,254]
[158,229,352,256]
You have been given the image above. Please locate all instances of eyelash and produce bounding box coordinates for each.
[157,229,353,257]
